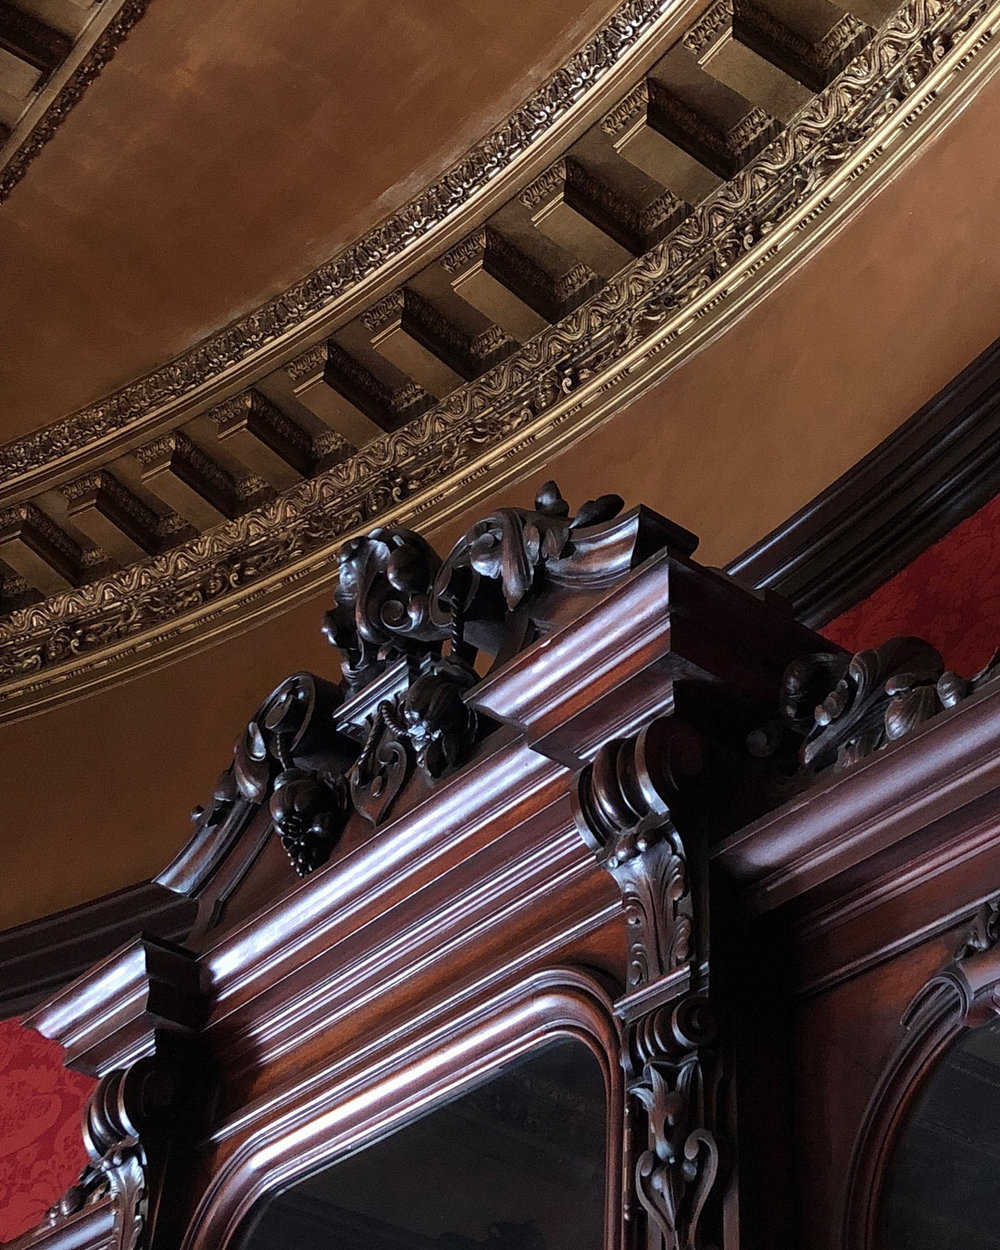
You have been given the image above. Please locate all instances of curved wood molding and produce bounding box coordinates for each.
[0,0,997,721]
[842,908,1000,1250]
[183,970,623,1250]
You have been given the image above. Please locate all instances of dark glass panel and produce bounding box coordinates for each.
[880,1017,1000,1249]
[239,1038,607,1250]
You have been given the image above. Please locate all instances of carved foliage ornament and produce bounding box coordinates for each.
[630,998,722,1250]
[194,483,619,873]
[573,718,726,1250]
[46,1058,177,1250]
[751,635,1000,781]
[573,720,704,987]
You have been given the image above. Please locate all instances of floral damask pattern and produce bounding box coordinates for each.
[0,1019,93,1241]
[824,493,1000,677]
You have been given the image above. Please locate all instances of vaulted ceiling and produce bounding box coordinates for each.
[2,0,1000,927]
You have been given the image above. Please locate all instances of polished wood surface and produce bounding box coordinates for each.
[6,482,1000,1250]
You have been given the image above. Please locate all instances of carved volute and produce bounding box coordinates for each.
[573,720,728,1250]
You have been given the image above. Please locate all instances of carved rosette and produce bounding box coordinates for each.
[573,717,726,1250]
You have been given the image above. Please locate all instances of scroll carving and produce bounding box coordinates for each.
[573,717,727,1250]
[751,636,1000,781]
[350,656,478,825]
[438,481,624,614]
[182,482,670,875]
[323,527,444,694]
[630,998,722,1250]
[573,720,704,987]
[186,482,658,870]
[47,1060,171,1246]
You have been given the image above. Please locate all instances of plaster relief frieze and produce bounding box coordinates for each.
[0,0,678,488]
[0,0,995,717]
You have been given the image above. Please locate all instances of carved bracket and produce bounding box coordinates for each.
[573,716,727,1250]
[573,719,704,988]
[23,937,209,1250]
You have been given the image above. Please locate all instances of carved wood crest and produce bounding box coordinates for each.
[187,483,653,876]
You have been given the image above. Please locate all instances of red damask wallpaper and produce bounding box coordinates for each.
[0,1019,93,1241]
[823,492,1000,675]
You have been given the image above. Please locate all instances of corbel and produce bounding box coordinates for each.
[572,717,730,1250]
[21,936,209,1250]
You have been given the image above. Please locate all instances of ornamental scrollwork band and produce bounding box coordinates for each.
[0,0,995,719]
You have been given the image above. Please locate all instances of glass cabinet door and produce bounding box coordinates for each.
[239,1038,607,1250]
[880,1016,1000,1250]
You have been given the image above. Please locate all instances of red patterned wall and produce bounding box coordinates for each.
[0,1019,93,1241]
[0,495,999,1241]
[823,492,1000,674]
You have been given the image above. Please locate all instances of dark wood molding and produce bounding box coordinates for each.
[727,336,1000,625]
[0,881,196,1019]
[714,673,1000,915]
[8,478,1000,1250]
[6,325,1000,1035]
[842,911,1000,1250]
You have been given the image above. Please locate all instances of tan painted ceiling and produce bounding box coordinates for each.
[0,0,618,441]
[4,59,1000,929]
[2,0,1000,932]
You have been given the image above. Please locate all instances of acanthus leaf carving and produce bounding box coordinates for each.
[573,716,727,1250]
[630,998,723,1250]
[350,655,479,826]
[43,1040,205,1250]
[323,526,445,694]
[573,719,704,986]
[751,635,1000,781]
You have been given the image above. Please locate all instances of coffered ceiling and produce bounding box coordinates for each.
[0,0,621,438]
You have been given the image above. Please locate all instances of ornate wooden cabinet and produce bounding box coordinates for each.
[7,483,1000,1250]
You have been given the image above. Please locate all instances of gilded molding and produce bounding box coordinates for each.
[0,0,153,204]
[0,0,676,486]
[601,79,652,135]
[0,0,995,715]
[284,344,328,382]
[683,0,733,55]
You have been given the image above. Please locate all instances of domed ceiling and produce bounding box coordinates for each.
[2,0,1000,926]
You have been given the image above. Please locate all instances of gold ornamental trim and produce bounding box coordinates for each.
[0,0,152,206]
[0,0,995,722]
[0,0,695,495]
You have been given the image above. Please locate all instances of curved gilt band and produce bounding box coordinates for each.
[0,0,996,719]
